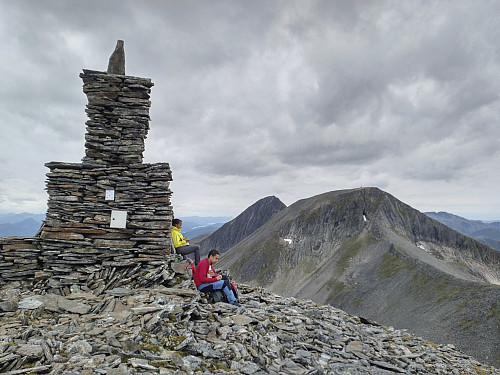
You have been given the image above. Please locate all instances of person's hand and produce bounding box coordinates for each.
[216,275,222,281]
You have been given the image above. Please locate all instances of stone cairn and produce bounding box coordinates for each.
[0,41,183,294]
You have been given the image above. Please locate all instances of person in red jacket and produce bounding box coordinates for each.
[193,249,238,306]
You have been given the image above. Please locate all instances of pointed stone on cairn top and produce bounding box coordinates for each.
[107,40,125,75]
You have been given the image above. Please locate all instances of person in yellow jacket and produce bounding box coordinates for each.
[171,218,201,265]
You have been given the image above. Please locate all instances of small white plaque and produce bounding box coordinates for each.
[110,210,127,228]
[105,189,115,201]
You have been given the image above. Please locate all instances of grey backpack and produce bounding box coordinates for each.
[210,290,226,303]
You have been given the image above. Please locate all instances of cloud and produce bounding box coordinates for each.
[0,0,499,220]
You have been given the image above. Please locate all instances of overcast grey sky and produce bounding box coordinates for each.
[0,0,499,220]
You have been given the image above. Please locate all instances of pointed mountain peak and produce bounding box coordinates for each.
[197,196,286,255]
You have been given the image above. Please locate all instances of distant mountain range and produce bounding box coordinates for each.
[425,211,500,250]
[173,216,233,239]
[0,213,45,236]
[202,188,500,367]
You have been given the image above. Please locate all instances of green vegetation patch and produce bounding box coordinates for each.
[335,235,369,276]
[433,279,467,303]
[326,281,345,301]
[140,342,162,352]
[194,359,234,373]
[472,364,489,375]
[453,299,470,314]
[379,252,415,279]
[300,207,323,224]
[409,272,467,303]
[487,302,500,320]
[454,260,468,268]
[487,302,500,330]
[458,317,481,333]
[232,236,288,284]
[352,298,363,307]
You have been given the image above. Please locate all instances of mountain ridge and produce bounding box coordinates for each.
[216,187,500,367]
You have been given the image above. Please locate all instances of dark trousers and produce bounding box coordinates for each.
[198,275,230,293]
[175,244,201,265]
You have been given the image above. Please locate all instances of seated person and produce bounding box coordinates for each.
[193,249,238,306]
[171,218,201,265]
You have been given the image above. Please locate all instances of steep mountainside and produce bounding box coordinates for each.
[196,196,286,256]
[426,211,500,250]
[475,234,500,251]
[218,187,500,367]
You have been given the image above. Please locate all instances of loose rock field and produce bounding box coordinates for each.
[1,279,498,374]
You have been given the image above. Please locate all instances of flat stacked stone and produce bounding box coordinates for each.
[40,160,174,293]
[80,69,153,165]
[0,237,41,281]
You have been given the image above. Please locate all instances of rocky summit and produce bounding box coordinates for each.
[0,275,499,375]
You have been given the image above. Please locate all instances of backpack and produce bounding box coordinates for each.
[209,290,227,303]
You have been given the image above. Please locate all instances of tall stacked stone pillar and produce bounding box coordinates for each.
[37,43,177,294]
[81,69,150,165]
